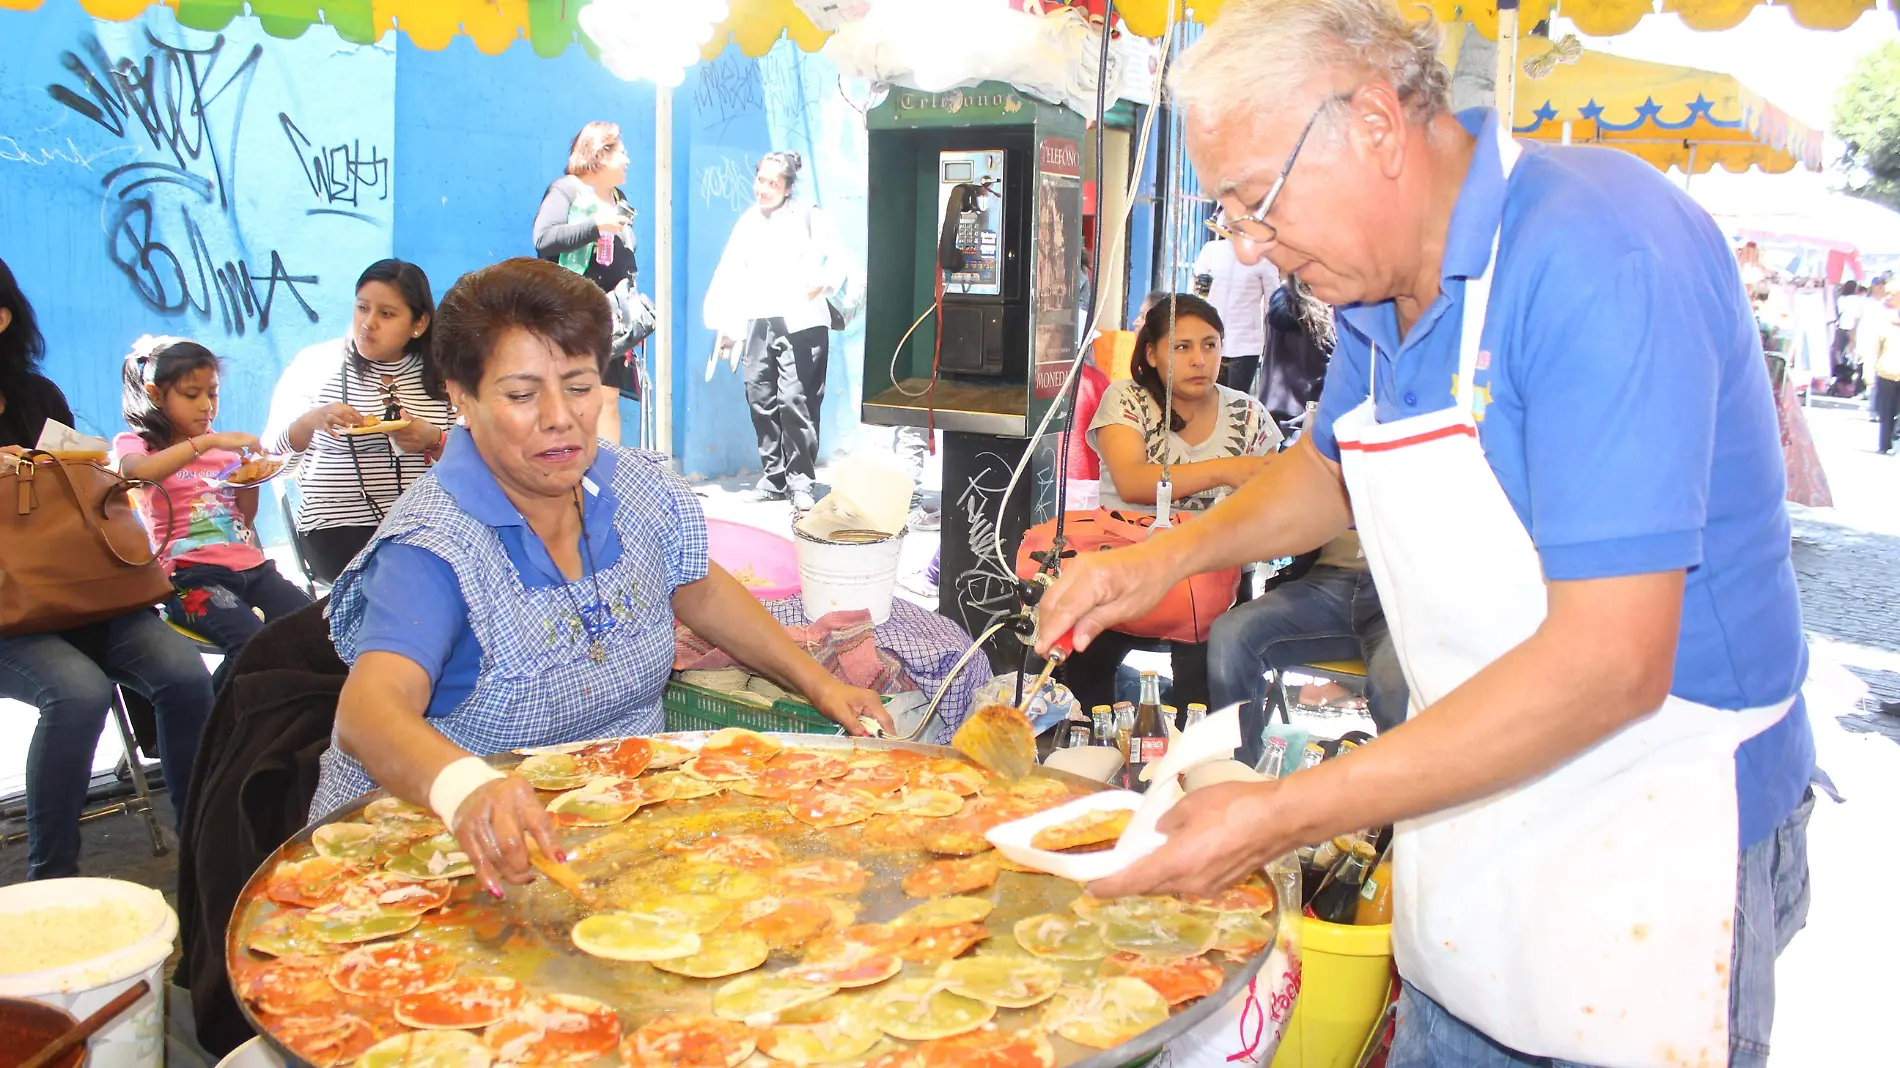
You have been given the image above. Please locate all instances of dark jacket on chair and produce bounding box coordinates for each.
[175,599,345,1056]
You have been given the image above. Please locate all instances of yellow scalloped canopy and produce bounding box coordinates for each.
[1512,35,1824,174]
[1115,0,1878,38]
[0,0,826,58]
[0,0,1876,57]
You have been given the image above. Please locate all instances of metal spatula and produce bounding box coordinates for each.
[952,635,1072,782]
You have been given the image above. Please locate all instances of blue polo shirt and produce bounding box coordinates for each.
[353,429,630,719]
[1310,109,1814,846]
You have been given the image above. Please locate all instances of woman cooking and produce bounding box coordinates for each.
[312,257,893,896]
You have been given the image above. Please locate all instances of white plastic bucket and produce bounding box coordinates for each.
[794,526,905,624]
[215,1037,286,1068]
[0,878,178,1068]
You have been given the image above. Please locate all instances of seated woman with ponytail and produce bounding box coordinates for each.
[1041,293,1280,715]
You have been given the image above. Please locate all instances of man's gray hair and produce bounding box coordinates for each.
[1173,0,1452,125]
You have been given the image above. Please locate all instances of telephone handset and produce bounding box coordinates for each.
[937,183,986,274]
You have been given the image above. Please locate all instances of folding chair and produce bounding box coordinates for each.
[98,687,169,856]
[277,482,323,596]
[1266,657,1369,727]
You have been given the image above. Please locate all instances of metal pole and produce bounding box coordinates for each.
[1684,143,1698,192]
[654,84,676,462]
[1493,0,1519,129]
[1561,120,1572,146]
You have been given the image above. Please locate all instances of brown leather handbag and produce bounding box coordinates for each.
[0,451,174,636]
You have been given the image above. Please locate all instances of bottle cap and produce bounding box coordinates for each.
[1091,704,1113,713]
[1187,703,1207,712]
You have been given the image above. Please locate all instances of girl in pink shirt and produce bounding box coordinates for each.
[114,338,310,663]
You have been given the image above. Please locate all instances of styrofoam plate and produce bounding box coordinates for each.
[984,790,1167,883]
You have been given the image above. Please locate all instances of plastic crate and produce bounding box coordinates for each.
[662,680,842,735]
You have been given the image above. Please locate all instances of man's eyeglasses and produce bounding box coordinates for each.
[1204,96,1343,248]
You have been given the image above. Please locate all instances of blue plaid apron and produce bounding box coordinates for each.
[309,444,707,818]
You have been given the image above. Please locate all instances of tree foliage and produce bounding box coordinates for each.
[1834,40,1900,213]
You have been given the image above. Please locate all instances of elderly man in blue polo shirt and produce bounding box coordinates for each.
[1038,2,1816,1066]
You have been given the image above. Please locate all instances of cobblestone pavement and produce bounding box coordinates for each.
[1769,402,1899,1065]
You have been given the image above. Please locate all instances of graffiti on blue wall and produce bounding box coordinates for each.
[280,113,390,222]
[45,31,329,337]
[0,4,394,544]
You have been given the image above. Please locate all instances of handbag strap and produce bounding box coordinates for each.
[23,450,172,568]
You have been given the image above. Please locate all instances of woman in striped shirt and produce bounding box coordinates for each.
[265,260,455,582]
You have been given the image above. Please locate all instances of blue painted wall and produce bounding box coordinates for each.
[2,6,879,519]
[0,4,395,541]
[674,42,869,480]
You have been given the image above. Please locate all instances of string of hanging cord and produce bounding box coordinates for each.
[987,0,1181,574]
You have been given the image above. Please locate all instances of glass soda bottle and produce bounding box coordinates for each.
[1355,852,1394,925]
[1127,672,1168,791]
[1311,840,1378,924]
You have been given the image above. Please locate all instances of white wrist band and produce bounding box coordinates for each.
[428,757,507,827]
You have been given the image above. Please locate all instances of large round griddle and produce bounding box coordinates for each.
[227,733,1284,1068]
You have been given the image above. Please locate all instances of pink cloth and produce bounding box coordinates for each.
[1774,377,1832,508]
[111,433,267,574]
[673,607,918,694]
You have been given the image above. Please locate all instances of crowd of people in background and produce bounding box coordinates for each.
[2,107,1852,885]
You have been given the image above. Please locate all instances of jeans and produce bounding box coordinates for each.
[741,318,829,497]
[894,427,929,510]
[1207,564,1407,767]
[1218,353,1261,397]
[170,560,313,657]
[0,609,214,878]
[1875,377,1899,454]
[1388,789,1815,1068]
[1061,630,1210,717]
[171,559,313,692]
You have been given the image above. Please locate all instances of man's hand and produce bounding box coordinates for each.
[1088,780,1292,898]
[810,681,895,737]
[450,775,564,898]
[1035,539,1183,656]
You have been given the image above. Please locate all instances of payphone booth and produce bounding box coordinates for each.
[860,83,1088,669]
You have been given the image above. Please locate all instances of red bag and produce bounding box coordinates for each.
[1015,508,1241,645]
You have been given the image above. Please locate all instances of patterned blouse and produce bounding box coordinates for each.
[1086,379,1279,514]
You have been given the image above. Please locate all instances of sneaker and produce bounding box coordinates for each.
[747,485,788,503]
[790,488,817,512]
[900,569,939,600]
[908,504,941,531]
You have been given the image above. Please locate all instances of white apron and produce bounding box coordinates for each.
[1331,127,1790,1068]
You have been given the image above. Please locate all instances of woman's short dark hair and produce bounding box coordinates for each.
[354,259,445,401]
[432,258,611,394]
[1131,292,1224,433]
[0,257,46,391]
[567,122,624,177]
[122,338,221,451]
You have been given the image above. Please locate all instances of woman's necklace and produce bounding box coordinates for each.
[557,488,612,664]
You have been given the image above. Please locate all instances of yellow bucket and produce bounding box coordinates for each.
[1269,916,1393,1068]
